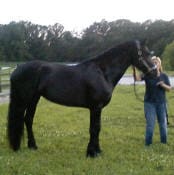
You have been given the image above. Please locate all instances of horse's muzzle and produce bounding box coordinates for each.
[147,66,158,78]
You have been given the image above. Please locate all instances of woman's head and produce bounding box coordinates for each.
[152,56,163,72]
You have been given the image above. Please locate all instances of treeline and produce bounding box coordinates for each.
[0,19,174,69]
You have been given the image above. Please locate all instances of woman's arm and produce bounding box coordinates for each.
[157,81,172,91]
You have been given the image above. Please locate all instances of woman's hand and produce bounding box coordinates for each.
[157,81,172,91]
[156,81,164,86]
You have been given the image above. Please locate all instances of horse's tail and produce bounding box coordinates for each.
[7,81,26,151]
[7,61,42,151]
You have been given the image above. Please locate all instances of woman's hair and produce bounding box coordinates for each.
[152,56,163,72]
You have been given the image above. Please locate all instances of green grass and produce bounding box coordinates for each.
[0,85,174,175]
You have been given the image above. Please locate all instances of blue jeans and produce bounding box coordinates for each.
[144,102,167,145]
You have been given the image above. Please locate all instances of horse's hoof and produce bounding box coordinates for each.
[96,149,102,154]
[86,150,102,158]
[28,145,38,150]
[11,146,20,152]
[28,141,38,150]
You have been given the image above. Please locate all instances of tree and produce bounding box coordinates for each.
[142,20,174,56]
[0,19,174,65]
[162,41,174,70]
[0,21,31,61]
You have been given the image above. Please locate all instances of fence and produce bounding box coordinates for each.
[0,67,14,96]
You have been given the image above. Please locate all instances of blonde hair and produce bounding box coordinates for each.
[152,56,163,72]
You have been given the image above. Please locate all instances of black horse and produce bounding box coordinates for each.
[7,40,157,157]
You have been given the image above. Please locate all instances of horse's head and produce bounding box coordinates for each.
[132,40,157,77]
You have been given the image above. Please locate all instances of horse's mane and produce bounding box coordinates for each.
[80,40,135,65]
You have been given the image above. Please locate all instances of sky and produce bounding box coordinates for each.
[0,0,173,32]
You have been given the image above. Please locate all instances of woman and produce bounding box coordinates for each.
[134,56,171,146]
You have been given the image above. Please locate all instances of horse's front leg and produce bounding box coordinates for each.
[87,108,102,157]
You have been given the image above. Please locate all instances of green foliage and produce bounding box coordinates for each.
[162,41,174,70]
[0,19,174,65]
[0,85,174,174]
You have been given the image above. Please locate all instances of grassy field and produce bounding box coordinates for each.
[0,85,174,175]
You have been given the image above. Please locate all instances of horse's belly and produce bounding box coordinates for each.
[42,86,87,107]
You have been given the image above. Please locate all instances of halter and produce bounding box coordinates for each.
[133,41,157,102]
[135,40,157,74]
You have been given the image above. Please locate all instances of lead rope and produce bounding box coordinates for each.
[132,66,144,103]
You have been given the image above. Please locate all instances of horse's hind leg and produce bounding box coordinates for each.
[87,108,102,157]
[24,95,40,149]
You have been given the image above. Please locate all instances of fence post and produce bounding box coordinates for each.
[0,67,1,93]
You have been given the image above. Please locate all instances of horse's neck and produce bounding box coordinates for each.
[85,44,133,86]
[104,58,130,86]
